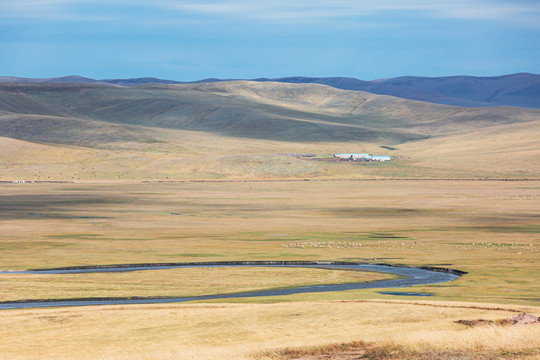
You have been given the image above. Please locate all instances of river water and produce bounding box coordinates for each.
[0,263,459,310]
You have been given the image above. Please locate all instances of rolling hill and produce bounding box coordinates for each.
[0,81,538,180]
[2,73,538,109]
[257,73,540,109]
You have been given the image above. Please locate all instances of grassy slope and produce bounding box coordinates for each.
[397,119,540,178]
[0,81,539,180]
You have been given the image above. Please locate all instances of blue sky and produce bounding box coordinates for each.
[1,0,539,80]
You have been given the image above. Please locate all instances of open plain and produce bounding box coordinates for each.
[0,180,539,359]
[0,80,539,359]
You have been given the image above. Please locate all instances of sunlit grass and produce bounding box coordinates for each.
[0,267,392,302]
[0,300,538,360]
[0,180,538,306]
[0,180,538,359]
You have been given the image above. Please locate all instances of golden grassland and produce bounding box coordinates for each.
[0,267,392,302]
[398,119,540,178]
[1,118,539,181]
[0,180,538,304]
[0,300,538,360]
[0,180,539,359]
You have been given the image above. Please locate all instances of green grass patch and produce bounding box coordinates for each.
[44,234,152,241]
[45,233,104,240]
[0,241,77,250]
[239,231,415,243]
[55,198,129,204]
[446,225,540,233]
[174,253,225,258]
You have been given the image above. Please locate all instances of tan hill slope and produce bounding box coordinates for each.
[0,82,416,144]
[189,81,539,133]
[0,81,538,180]
[397,119,540,178]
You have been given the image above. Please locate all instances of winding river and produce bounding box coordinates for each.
[0,262,462,310]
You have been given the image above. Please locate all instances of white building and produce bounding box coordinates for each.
[370,155,391,162]
[334,153,391,162]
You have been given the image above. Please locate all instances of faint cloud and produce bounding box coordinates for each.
[163,0,540,25]
[1,0,121,21]
[1,0,539,27]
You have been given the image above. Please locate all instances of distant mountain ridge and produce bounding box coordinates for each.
[257,73,540,109]
[1,73,539,109]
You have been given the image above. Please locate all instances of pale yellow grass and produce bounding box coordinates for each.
[0,130,371,181]
[0,180,538,304]
[3,116,539,180]
[384,324,540,354]
[0,300,538,360]
[0,267,391,302]
[0,181,538,359]
[399,119,540,178]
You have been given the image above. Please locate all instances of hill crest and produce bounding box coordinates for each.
[0,80,539,180]
[1,73,538,109]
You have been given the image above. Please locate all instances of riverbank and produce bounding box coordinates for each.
[0,262,460,310]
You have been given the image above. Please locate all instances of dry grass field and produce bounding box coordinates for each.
[0,266,392,302]
[0,81,539,359]
[0,180,538,359]
[0,300,538,360]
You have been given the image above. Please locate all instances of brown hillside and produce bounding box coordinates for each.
[0,81,538,180]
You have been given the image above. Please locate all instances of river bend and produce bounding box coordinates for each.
[0,262,461,310]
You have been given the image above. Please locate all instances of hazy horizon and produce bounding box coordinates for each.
[1,72,539,83]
